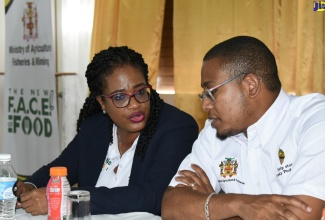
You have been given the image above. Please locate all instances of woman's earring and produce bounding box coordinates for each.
[103,110,106,114]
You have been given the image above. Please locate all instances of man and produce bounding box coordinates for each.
[162,36,325,219]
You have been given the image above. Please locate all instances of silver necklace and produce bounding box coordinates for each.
[117,132,123,157]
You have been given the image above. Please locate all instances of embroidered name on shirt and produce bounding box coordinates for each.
[276,163,292,177]
[218,178,245,185]
[219,158,238,178]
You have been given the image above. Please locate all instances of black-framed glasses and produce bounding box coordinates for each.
[198,73,247,103]
[101,85,152,108]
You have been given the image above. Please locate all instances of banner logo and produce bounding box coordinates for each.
[314,1,325,11]
[22,2,39,41]
[5,0,14,13]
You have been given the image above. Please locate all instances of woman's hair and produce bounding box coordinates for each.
[204,36,281,91]
[76,46,162,160]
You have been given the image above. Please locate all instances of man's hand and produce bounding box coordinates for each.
[163,186,313,220]
[20,187,48,216]
[175,163,214,194]
[163,164,316,220]
[234,194,312,220]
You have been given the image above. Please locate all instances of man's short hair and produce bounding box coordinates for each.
[204,36,281,91]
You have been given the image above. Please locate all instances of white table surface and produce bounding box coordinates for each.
[15,208,162,220]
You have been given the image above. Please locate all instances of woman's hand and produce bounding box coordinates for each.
[20,187,48,216]
[15,181,37,208]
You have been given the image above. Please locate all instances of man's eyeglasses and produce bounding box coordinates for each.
[198,73,246,103]
[101,85,152,108]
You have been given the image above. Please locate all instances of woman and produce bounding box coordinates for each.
[15,46,198,215]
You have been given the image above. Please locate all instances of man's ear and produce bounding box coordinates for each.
[96,96,105,111]
[243,73,261,99]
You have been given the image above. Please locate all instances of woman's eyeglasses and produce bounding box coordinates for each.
[101,85,152,108]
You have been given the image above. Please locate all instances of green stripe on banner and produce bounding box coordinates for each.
[5,0,13,14]
[17,174,29,181]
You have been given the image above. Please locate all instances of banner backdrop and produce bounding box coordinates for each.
[3,0,60,175]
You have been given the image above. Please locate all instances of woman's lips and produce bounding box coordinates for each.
[129,112,145,123]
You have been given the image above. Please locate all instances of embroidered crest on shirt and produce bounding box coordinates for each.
[276,148,293,178]
[278,148,285,165]
[102,157,112,170]
[219,158,238,178]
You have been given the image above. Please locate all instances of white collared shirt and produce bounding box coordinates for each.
[96,125,139,188]
[170,89,325,201]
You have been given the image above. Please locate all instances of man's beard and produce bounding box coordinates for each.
[216,128,242,140]
[216,93,248,140]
